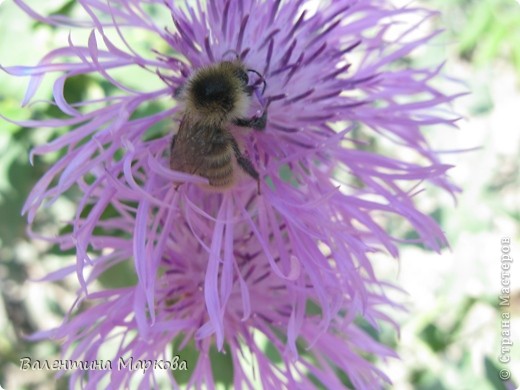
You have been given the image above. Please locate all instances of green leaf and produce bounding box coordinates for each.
[410,368,449,389]
[484,357,509,390]
[263,339,282,364]
[419,323,451,352]
[0,98,31,134]
[209,344,234,388]
[458,1,493,58]
[170,338,199,385]
[475,22,507,65]
[97,261,138,289]
[33,0,77,29]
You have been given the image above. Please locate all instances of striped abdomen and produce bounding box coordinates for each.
[200,140,235,188]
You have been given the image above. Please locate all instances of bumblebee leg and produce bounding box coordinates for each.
[169,135,181,190]
[233,110,267,130]
[169,135,176,169]
[245,85,254,96]
[174,84,184,98]
[231,139,259,182]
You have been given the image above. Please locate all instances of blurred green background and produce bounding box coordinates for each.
[0,0,519,389]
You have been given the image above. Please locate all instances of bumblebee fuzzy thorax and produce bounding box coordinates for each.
[184,61,251,125]
[170,59,266,191]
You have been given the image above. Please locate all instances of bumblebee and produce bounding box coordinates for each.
[170,60,267,190]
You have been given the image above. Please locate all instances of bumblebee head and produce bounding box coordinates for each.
[192,73,235,110]
[185,61,250,123]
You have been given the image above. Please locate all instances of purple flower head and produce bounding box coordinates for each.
[39,220,399,388]
[3,0,460,388]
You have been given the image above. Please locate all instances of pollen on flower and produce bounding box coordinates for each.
[3,0,461,388]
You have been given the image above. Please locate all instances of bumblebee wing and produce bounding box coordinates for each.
[169,117,207,176]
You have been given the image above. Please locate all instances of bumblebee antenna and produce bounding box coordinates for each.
[247,68,267,95]
[222,49,240,60]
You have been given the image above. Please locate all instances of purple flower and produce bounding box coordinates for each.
[3,0,460,388]
[37,221,398,388]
